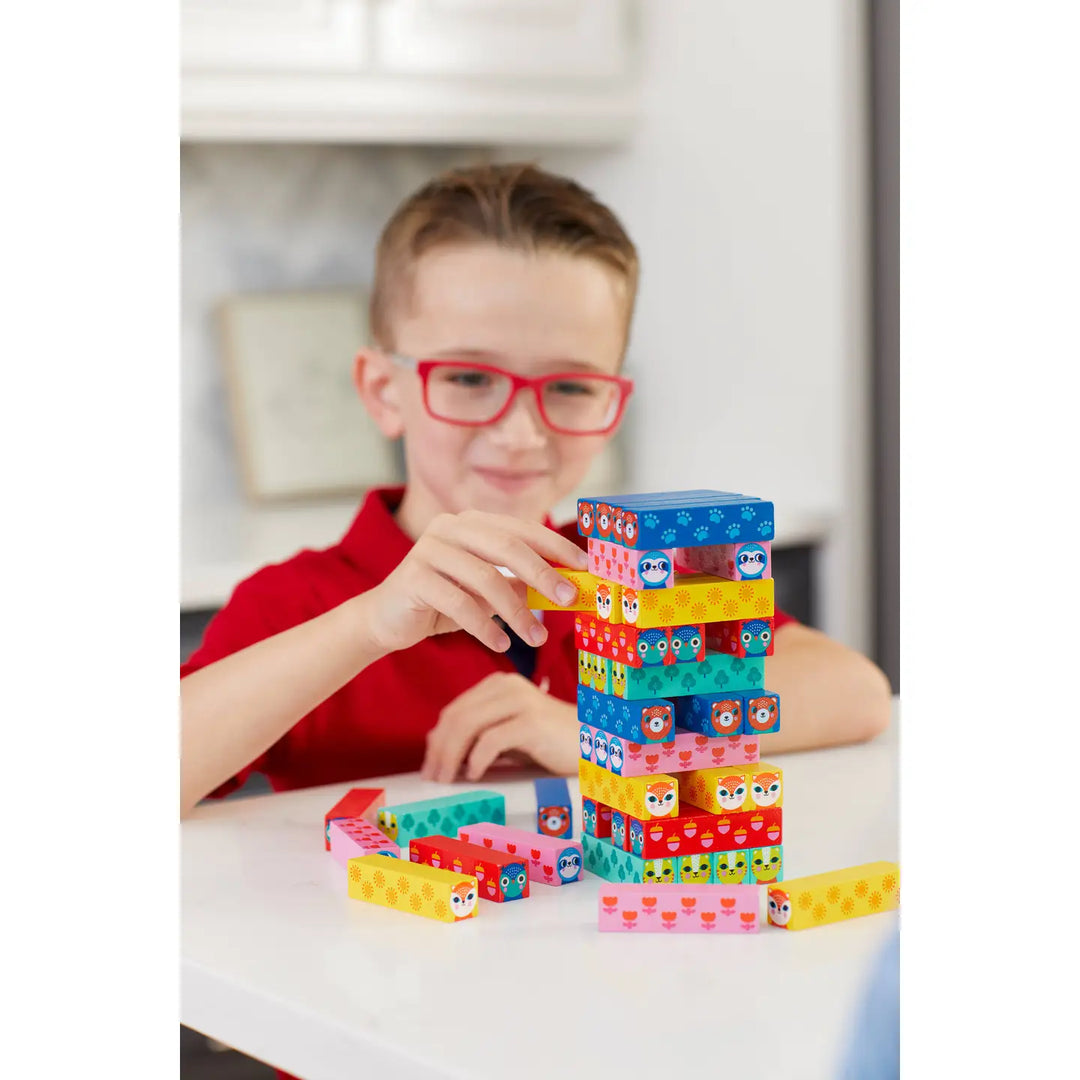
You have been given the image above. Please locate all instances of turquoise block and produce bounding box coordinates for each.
[582,834,677,884]
[608,651,765,700]
[377,791,505,848]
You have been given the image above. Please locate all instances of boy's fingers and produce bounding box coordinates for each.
[464,718,529,782]
[421,538,548,646]
[417,573,510,654]
[427,690,519,783]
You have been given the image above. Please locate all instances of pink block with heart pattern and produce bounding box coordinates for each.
[597,883,760,933]
[328,817,401,867]
[457,823,584,886]
[588,539,676,590]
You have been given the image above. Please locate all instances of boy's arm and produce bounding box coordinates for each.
[758,622,893,754]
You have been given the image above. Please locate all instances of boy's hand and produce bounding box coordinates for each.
[364,511,588,655]
[421,672,579,783]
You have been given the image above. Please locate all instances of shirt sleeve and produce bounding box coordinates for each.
[181,566,311,798]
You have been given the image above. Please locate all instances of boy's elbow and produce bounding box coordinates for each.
[852,658,894,742]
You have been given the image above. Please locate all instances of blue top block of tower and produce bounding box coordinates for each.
[577,490,775,549]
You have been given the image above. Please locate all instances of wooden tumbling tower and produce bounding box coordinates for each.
[530,490,786,909]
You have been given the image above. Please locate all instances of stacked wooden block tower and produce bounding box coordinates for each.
[542,490,788,924]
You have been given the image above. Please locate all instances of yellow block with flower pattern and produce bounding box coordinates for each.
[347,854,479,923]
[578,759,679,821]
[767,862,900,930]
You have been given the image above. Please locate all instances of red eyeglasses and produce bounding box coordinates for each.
[391,355,634,436]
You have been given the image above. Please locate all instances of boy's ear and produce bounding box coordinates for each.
[353,348,405,439]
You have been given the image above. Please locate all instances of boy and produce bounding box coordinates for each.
[181,162,891,819]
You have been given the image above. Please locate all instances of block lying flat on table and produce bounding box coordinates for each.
[578,723,760,778]
[410,836,529,902]
[577,685,677,743]
[626,806,782,859]
[767,862,900,930]
[328,817,401,867]
[598,883,761,933]
[579,759,678,821]
[581,649,764,699]
[589,538,676,589]
[377,790,505,848]
[324,787,385,850]
[457,822,584,886]
[578,490,775,549]
[676,541,772,581]
[681,763,784,815]
[347,854,479,923]
[534,776,573,839]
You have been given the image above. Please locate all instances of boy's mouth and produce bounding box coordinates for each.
[473,467,550,493]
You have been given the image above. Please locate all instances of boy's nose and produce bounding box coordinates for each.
[487,388,548,449]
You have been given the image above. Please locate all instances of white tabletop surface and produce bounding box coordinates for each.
[182,700,899,1080]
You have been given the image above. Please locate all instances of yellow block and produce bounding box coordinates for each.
[578,759,679,820]
[681,763,784,815]
[347,854,479,923]
[526,569,596,612]
[528,571,773,628]
[767,862,900,930]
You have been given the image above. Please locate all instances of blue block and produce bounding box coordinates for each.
[577,685,676,743]
[743,690,781,735]
[534,776,572,839]
[674,689,782,738]
[580,490,775,549]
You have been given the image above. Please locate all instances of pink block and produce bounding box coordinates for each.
[581,723,760,776]
[675,542,772,581]
[328,817,401,868]
[597,884,761,933]
[589,539,676,590]
[457,823,584,886]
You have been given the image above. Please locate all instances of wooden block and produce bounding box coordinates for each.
[767,862,900,930]
[577,685,677,744]
[677,853,716,884]
[328,817,401,867]
[598,883,760,933]
[409,836,529,902]
[627,806,782,859]
[346,854,478,923]
[589,538,676,590]
[534,776,573,839]
[676,541,772,581]
[681,763,784,815]
[593,650,765,700]
[525,568,596,612]
[707,617,775,658]
[578,758,678,821]
[581,798,613,839]
[673,689,781,737]
[324,787,385,850]
[629,576,774,629]
[575,619,705,669]
[582,833,676,885]
[578,722,760,778]
[457,822,584,886]
[578,491,775,549]
[748,845,785,885]
[377,791,505,848]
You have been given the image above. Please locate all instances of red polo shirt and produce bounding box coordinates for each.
[181,487,795,797]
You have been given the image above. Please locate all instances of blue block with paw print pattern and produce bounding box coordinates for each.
[577,685,678,744]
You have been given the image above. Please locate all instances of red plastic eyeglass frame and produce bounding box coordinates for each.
[392,355,634,435]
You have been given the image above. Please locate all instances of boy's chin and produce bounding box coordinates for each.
[463,471,561,521]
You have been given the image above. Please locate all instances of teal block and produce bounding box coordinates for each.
[747,844,784,885]
[377,791,505,848]
[582,835,677,884]
[676,852,717,884]
[607,651,765,700]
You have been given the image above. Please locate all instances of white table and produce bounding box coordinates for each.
[182,701,899,1080]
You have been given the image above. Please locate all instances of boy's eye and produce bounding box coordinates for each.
[548,379,597,397]
[443,368,494,388]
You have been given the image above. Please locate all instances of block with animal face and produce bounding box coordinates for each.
[676,541,772,581]
[578,758,679,822]
[456,822,584,887]
[581,797,613,839]
[534,776,572,839]
[674,692,748,738]
[347,854,478,923]
[576,685,677,743]
[680,763,784,816]
[409,836,530,902]
[748,845,784,885]
[707,617,775,658]
[578,722,759,777]
[767,862,900,930]
[600,650,765,700]
[574,621,705,668]
[589,538,676,590]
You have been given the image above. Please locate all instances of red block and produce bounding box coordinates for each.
[706,618,775,658]
[626,805,783,858]
[409,836,530,902]
[574,616,704,667]
[324,787,385,850]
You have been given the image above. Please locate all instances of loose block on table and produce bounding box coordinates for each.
[767,862,900,930]
[707,617,775,658]
[578,758,678,821]
[324,787,385,850]
[582,833,676,885]
[409,836,529,902]
[676,541,772,581]
[626,805,782,859]
[578,722,759,778]
[457,822,584,886]
[578,491,775,549]
[534,777,573,839]
[577,685,677,743]
[575,618,705,668]
[589,539,676,590]
[525,568,595,612]
[346,854,479,923]
[681,763,784,815]
[377,790,505,848]
[328,817,401,867]
[581,649,764,700]
[598,883,760,933]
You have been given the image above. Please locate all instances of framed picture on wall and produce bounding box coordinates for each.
[218,288,401,502]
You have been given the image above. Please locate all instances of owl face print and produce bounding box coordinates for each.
[628,818,644,855]
[582,799,597,835]
[710,699,742,736]
[578,501,594,536]
[557,849,582,883]
[644,780,676,818]
[611,811,626,848]
[640,704,674,741]
[596,503,613,539]
[621,588,640,625]
[623,512,638,545]
[579,726,594,760]
[768,889,792,927]
[450,881,478,920]
[499,863,528,900]
[751,770,782,808]
[637,628,669,667]
[740,619,772,656]
[669,625,703,663]
[736,542,768,579]
[716,772,748,811]
[745,695,778,734]
[638,551,672,588]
